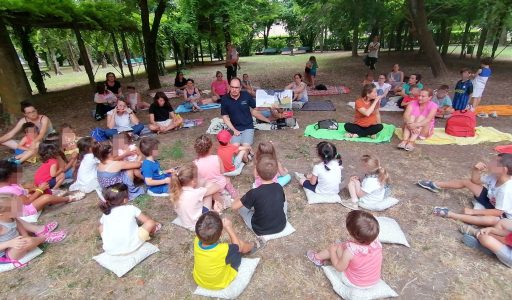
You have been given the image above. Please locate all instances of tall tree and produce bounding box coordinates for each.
[138,0,167,89]
[408,0,448,77]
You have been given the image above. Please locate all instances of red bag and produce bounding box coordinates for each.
[445,110,476,137]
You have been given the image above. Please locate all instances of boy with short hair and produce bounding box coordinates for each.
[139,137,175,196]
[216,130,251,173]
[14,122,39,163]
[432,85,454,118]
[418,154,512,227]
[232,155,287,235]
[452,68,474,111]
[398,85,420,108]
[193,211,263,290]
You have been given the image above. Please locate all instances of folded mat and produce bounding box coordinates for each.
[175,103,221,114]
[300,100,336,111]
[496,145,512,154]
[394,127,512,145]
[149,91,177,99]
[307,85,339,96]
[347,101,404,112]
[182,118,204,128]
[475,105,512,116]
[304,123,395,143]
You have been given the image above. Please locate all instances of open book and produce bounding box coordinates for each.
[256,89,293,109]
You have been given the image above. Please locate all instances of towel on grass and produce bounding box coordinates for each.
[307,85,350,96]
[304,123,395,143]
[475,105,512,116]
[175,103,221,114]
[394,127,512,145]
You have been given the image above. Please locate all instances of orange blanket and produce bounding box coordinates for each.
[475,105,512,116]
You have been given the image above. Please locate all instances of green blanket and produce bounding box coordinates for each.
[304,123,396,143]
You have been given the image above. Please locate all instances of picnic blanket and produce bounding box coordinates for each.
[300,100,336,111]
[347,101,404,112]
[394,127,512,145]
[475,105,512,116]
[149,91,177,99]
[307,85,350,96]
[182,119,204,128]
[304,123,395,143]
[496,145,512,154]
[175,103,221,114]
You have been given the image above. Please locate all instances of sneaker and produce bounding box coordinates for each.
[44,230,67,243]
[340,199,359,210]
[306,250,324,266]
[462,234,493,256]
[490,111,498,118]
[477,112,488,118]
[249,237,267,255]
[432,206,450,217]
[417,180,441,193]
[458,223,480,237]
[294,172,306,182]
[68,191,86,202]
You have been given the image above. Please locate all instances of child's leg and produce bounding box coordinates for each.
[496,218,512,231]
[52,174,65,189]
[237,238,255,254]
[315,243,344,261]
[434,179,483,197]
[141,218,157,235]
[477,234,506,253]
[133,169,143,180]
[446,211,500,226]
[472,97,481,108]
[31,194,76,211]
[125,169,135,182]
[347,180,361,203]
[7,236,46,260]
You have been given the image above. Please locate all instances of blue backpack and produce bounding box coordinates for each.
[90,128,108,142]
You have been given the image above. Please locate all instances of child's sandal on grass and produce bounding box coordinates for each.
[44,230,67,243]
[306,250,324,267]
[397,141,407,149]
[35,221,58,237]
[404,142,415,151]
[249,237,266,255]
[432,206,450,217]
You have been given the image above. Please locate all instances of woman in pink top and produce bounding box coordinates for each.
[398,88,438,151]
[193,135,232,210]
[211,71,229,102]
[307,210,382,288]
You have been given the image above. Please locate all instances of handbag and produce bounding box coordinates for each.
[315,119,338,130]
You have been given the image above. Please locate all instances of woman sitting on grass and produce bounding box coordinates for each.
[148,92,183,134]
[344,84,383,139]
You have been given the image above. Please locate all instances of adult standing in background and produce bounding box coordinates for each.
[367,36,380,71]
[225,43,239,83]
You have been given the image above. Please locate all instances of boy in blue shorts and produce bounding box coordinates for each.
[139,137,175,196]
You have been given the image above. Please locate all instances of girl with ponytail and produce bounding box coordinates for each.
[341,154,391,210]
[296,141,343,194]
[99,183,161,255]
[170,163,223,230]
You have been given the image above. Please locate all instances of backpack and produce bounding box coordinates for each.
[315,119,338,130]
[90,128,109,142]
[315,84,327,90]
[445,110,476,137]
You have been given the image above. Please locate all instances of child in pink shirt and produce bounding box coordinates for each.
[307,210,382,288]
[193,135,237,210]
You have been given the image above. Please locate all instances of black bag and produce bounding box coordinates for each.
[315,119,338,130]
[363,55,370,66]
[275,118,297,129]
[315,84,327,90]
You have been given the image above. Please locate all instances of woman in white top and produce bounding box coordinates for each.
[366,36,380,70]
[104,99,144,139]
[373,74,392,106]
[285,73,309,103]
[387,64,404,89]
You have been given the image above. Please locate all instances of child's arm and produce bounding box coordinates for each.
[20,182,48,205]
[231,197,244,210]
[0,236,28,252]
[222,218,241,247]
[136,212,156,227]
[17,137,30,151]
[218,156,225,174]
[471,162,485,185]
[329,243,353,272]
[306,174,318,185]
[478,227,510,237]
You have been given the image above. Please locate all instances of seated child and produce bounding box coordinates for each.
[362,71,374,86]
[341,155,390,210]
[297,142,343,195]
[241,74,256,97]
[114,133,143,180]
[171,163,221,230]
[398,85,420,108]
[34,141,66,194]
[193,211,263,290]
[0,194,67,267]
[232,155,288,235]
[139,137,174,196]
[0,160,85,220]
[432,85,454,118]
[462,218,512,268]
[253,142,291,188]
[126,86,150,112]
[45,132,76,183]
[69,137,100,193]
[99,183,161,256]
[306,210,383,288]
[60,123,79,158]
[14,122,38,163]
[194,135,235,210]
[216,130,251,174]
[418,154,512,227]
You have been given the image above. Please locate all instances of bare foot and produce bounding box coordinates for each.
[370,134,377,139]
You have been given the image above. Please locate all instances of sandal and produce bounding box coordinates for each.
[35,221,58,237]
[432,206,450,218]
[397,141,407,149]
[153,223,162,235]
[306,250,325,267]
[44,230,67,243]
[458,223,480,237]
[68,191,86,202]
[404,143,415,151]
[249,237,266,255]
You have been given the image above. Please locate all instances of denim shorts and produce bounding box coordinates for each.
[230,129,254,145]
[496,245,512,268]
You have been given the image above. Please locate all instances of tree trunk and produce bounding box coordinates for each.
[14,25,46,94]
[351,19,360,57]
[0,19,32,120]
[388,26,394,52]
[222,13,231,45]
[476,27,488,59]
[111,32,124,78]
[263,23,272,49]
[121,32,134,82]
[408,0,448,77]
[73,26,95,85]
[66,40,81,72]
[491,12,506,58]
[208,39,213,61]
[216,43,223,61]
[459,19,472,59]
[101,56,107,68]
[49,47,62,75]
[137,34,147,71]
[395,20,405,51]
[199,37,204,64]
[441,22,452,56]
[438,19,446,52]
[138,0,166,89]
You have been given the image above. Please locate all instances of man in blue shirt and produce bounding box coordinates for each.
[221,78,270,149]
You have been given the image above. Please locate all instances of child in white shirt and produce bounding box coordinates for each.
[69,137,100,193]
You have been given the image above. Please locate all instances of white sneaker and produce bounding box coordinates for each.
[68,191,86,202]
[490,111,498,118]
